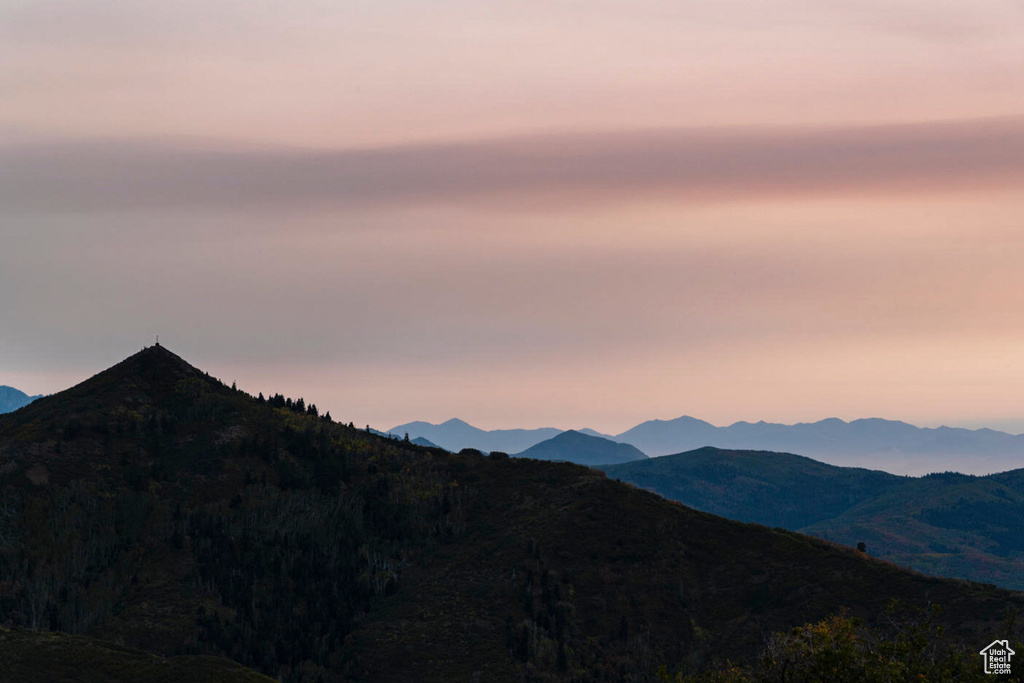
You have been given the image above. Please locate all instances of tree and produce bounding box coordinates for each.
[675,605,994,683]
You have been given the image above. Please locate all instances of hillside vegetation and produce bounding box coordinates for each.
[1,347,1022,681]
[0,627,274,683]
[603,447,1024,590]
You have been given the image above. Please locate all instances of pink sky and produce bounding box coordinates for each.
[3,1,1024,434]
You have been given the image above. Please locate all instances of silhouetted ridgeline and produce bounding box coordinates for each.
[396,415,1024,475]
[602,447,1024,590]
[615,415,1024,474]
[388,417,562,454]
[511,430,647,465]
[1,346,1021,682]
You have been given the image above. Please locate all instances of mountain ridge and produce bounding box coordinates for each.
[511,429,647,465]
[396,414,1024,475]
[602,446,1024,590]
[0,385,44,414]
[4,347,1023,681]
[387,417,562,453]
[616,415,1024,474]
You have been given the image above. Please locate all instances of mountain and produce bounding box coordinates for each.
[801,470,1024,590]
[614,415,719,454]
[613,415,1024,475]
[512,430,647,465]
[395,413,1024,475]
[387,417,561,453]
[602,447,1024,590]
[2,346,1022,681]
[601,447,904,529]
[411,436,441,448]
[577,427,616,439]
[0,385,42,414]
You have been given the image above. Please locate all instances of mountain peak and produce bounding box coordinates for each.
[547,429,603,444]
[0,385,43,414]
[669,415,714,426]
[127,342,199,370]
[0,345,215,431]
[515,429,646,465]
[440,417,474,428]
[85,344,207,393]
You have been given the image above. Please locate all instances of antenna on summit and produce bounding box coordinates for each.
[155,335,160,346]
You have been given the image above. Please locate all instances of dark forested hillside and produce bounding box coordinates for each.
[603,447,1024,590]
[1,347,1022,682]
[0,627,275,683]
[601,447,903,528]
[0,346,465,681]
[801,471,1024,590]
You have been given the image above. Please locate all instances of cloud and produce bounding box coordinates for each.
[818,0,1024,43]
[3,117,1024,214]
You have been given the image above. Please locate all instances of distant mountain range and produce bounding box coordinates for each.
[602,447,1024,590]
[0,385,42,414]
[391,415,1024,475]
[387,418,562,454]
[512,430,646,465]
[384,425,645,466]
[616,416,1024,474]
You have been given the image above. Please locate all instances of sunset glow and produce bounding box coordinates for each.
[3,0,1024,433]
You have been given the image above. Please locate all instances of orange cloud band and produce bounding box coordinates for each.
[3,117,1023,212]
